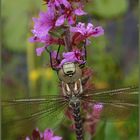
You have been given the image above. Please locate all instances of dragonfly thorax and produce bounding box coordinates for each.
[62,79,83,97]
[69,96,80,108]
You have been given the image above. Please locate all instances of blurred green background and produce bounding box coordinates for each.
[1,0,138,140]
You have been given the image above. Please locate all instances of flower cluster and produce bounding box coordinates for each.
[26,128,62,140]
[71,22,104,46]
[30,0,86,50]
[29,0,104,67]
[84,103,103,135]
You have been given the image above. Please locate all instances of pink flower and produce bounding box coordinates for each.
[74,7,86,16]
[93,103,103,119]
[29,1,87,57]
[84,103,103,135]
[71,22,104,45]
[34,35,61,56]
[44,129,62,140]
[55,4,86,26]
[36,46,46,56]
[26,137,30,140]
[48,0,70,8]
[31,7,56,42]
[59,50,84,66]
[26,128,62,140]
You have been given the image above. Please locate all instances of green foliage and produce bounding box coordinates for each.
[2,0,42,52]
[124,65,139,85]
[94,122,106,140]
[105,122,120,140]
[86,0,128,18]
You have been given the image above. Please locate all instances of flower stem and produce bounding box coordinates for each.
[63,26,72,52]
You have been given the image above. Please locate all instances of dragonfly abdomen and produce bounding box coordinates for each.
[70,100,84,140]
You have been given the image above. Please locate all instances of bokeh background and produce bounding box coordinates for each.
[1,0,139,140]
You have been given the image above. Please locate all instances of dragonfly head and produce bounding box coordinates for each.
[58,62,82,83]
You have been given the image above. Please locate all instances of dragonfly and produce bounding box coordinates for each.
[2,61,138,140]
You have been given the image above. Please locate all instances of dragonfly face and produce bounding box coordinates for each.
[58,62,82,83]
[63,62,76,76]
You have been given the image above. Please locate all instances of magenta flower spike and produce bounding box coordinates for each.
[26,128,62,140]
[43,129,62,140]
[83,103,103,135]
[29,2,105,137]
[30,0,104,67]
[93,103,103,119]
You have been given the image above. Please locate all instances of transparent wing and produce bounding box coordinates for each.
[82,86,138,121]
[2,94,68,139]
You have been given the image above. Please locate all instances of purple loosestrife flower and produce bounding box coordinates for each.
[30,1,87,57]
[30,7,56,42]
[59,50,84,67]
[36,46,46,56]
[93,103,103,119]
[48,0,70,8]
[55,3,86,26]
[26,128,62,140]
[71,22,104,45]
[34,35,61,56]
[84,103,103,135]
[43,129,62,140]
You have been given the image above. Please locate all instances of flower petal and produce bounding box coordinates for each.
[51,136,62,140]
[44,129,53,139]
[93,103,103,119]
[62,0,70,8]
[74,8,87,16]
[25,137,30,140]
[91,26,104,37]
[36,47,46,56]
[68,15,76,25]
[55,15,65,26]
[28,37,38,43]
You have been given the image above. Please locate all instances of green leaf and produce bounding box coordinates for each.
[94,122,106,140]
[49,27,66,38]
[105,122,120,140]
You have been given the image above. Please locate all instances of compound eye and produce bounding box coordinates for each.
[63,62,76,76]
